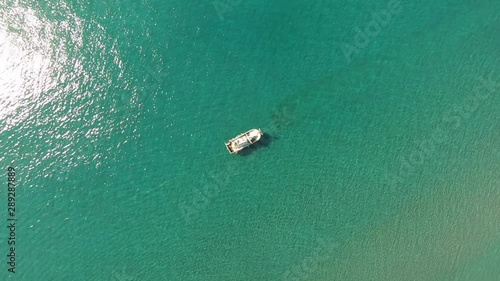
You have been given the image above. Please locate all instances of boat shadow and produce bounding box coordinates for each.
[238,133,276,156]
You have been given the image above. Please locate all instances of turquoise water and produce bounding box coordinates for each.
[0,0,499,280]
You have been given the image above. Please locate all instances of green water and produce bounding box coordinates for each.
[0,0,499,280]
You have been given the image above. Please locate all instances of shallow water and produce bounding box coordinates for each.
[0,0,499,280]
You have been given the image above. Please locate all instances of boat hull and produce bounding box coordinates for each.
[225,129,263,154]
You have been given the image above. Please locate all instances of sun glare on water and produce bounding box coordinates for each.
[0,3,85,134]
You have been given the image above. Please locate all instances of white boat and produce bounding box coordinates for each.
[225,129,263,154]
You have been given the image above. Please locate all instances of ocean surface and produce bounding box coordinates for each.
[1,0,499,280]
